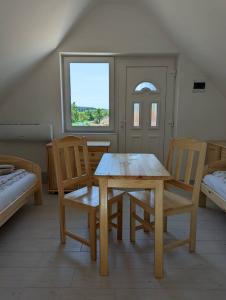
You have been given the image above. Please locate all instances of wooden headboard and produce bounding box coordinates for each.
[0,155,41,180]
[203,160,226,176]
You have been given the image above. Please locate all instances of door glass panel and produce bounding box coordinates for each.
[133,102,140,127]
[134,81,157,93]
[150,103,158,127]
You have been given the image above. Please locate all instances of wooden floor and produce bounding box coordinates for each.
[0,186,226,299]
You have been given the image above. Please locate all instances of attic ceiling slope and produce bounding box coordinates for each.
[58,0,177,54]
[143,0,226,96]
[0,0,96,100]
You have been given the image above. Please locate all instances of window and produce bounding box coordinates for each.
[134,81,157,93]
[61,56,114,132]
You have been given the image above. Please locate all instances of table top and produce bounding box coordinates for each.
[94,153,171,179]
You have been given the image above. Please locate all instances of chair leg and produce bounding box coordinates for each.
[163,216,168,233]
[144,211,150,232]
[59,204,66,244]
[88,213,90,229]
[130,199,136,243]
[89,210,97,261]
[117,198,123,240]
[189,208,198,252]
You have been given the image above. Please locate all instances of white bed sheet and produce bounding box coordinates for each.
[0,169,37,211]
[203,171,226,201]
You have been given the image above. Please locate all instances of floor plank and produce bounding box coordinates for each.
[0,187,225,299]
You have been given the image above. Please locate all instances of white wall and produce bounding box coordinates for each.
[0,1,225,171]
[175,55,226,139]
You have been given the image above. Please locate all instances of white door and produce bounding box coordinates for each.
[117,57,176,161]
[125,66,167,160]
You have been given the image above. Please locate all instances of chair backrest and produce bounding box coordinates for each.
[52,136,92,194]
[166,138,207,204]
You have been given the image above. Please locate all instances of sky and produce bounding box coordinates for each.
[70,63,109,109]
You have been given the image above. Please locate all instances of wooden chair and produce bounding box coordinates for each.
[52,136,124,260]
[129,138,207,252]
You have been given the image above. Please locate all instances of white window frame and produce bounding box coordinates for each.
[61,55,115,133]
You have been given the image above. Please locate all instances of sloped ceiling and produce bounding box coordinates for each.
[0,0,226,99]
[143,0,226,96]
[0,0,99,98]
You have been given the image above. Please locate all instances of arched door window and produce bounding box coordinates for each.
[134,81,158,93]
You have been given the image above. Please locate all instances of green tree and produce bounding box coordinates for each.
[85,109,95,121]
[79,112,86,122]
[94,109,105,124]
[71,102,79,123]
[102,109,109,117]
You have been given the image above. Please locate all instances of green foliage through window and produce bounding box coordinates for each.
[71,102,109,127]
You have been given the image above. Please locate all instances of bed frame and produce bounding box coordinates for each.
[200,160,226,212]
[0,155,42,227]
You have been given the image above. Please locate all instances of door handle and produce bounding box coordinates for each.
[120,120,126,129]
[168,121,174,128]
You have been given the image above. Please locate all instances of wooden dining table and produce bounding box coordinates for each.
[94,153,171,278]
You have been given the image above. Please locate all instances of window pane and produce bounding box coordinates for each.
[133,103,140,127]
[151,103,158,127]
[135,81,157,93]
[70,63,109,127]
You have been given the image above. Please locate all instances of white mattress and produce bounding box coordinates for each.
[0,169,37,211]
[203,171,226,201]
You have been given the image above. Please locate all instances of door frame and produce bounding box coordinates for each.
[116,56,176,162]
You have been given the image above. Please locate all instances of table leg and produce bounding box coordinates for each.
[144,190,151,232]
[99,178,109,276]
[154,180,164,278]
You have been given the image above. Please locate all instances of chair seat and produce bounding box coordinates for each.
[128,189,193,215]
[64,186,124,208]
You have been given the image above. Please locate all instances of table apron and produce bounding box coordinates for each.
[106,178,163,189]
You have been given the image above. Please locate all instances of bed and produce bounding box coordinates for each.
[0,155,42,227]
[200,160,226,212]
